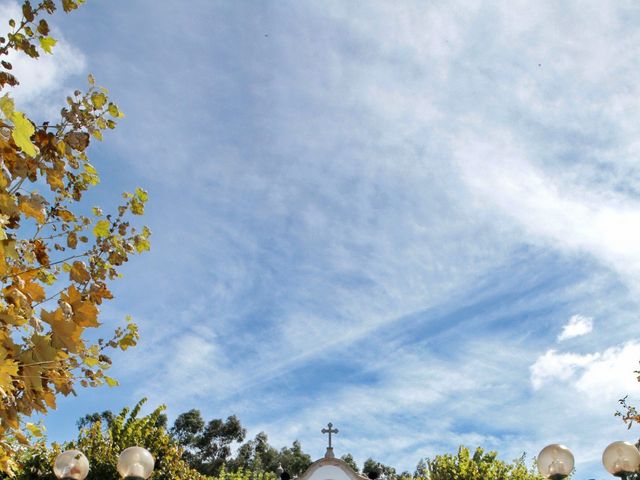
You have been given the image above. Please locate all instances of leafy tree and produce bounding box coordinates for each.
[413,458,428,479]
[172,412,312,479]
[8,399,206,480]
[229,433,310,476]
[76,408,166,431]
[275,440,312,476]
[250,432,279,473]
[363,459,396,480]
[76,410,115,430]
[0,0,150,473]
[340,453,359,473]
[171,411,246,476]
[227,431,278,474]
[425,446,544,480]
[214,466,276,480]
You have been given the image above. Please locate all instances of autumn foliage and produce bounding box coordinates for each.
[0,0,149,473]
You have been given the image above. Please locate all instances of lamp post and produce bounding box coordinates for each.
[54,446,154,480]
[537,441,640,479]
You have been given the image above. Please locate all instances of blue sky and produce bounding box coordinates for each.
[3,1,640,478]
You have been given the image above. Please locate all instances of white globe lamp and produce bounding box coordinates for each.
[602,441,640,478]
[537,444,574,480]
[53,450,89,480]
[117,446,155,479]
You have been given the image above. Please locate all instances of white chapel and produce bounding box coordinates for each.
[294,424,368,480]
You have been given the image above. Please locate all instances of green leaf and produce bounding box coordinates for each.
[93,219,110,237]
[10,111,37,157]
[39,36,57,54]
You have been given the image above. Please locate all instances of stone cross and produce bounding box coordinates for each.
[321,422,339,449]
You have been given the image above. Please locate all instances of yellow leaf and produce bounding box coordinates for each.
[10,111,37,157]
[135,187,148,202]
[67,231,77,249]
[83,356,99,367]
[69,261,90,283]
[72,300,99,327]
[0,192,18,216]
[39,36,57,54]
[42,389,56,409]
[30,334,57,363]
[41,308,83,353]
[0,354,18,391]
[0,94,14,118]
[85,163,98,176]
[93,219,110,237]
[25,423,44,437]
[18,193,47,223]
[46,170,64,190]
[0,240,17,275]
[21,279,45,302]
[90,92,107,109]
[21,364,44,392]
[108,103,124,118]
[104,376,118,387]
[56,208,76,222]
[135,237,150,253]
[63,285,99,327]
[14,431,28,445]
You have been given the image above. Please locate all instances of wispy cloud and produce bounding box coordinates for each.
[26,2,640,479]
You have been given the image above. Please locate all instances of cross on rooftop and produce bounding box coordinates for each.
[321,422,338,449]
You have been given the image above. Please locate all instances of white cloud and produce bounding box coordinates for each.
[530,349,599,390]
[558,314,593,342]
[530,342,640,401]
[0,1,86,117]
